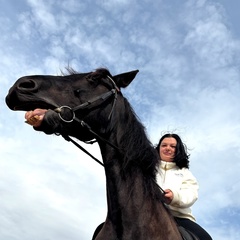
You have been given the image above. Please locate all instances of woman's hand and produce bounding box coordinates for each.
[164,189,174,204]
[25,109,47,127]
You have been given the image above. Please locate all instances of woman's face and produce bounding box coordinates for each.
[159,137,177,162]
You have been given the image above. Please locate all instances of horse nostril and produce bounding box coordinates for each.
[18,79,38,91]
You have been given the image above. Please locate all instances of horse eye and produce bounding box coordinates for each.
[74,89,81,96]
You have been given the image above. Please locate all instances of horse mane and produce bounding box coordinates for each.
[120,102,159,174]
[117,99,164,201]
[90,68,160,174]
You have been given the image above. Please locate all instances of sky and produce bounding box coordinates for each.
[0,0,240,239]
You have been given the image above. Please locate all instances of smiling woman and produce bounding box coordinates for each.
[155,133,212,240]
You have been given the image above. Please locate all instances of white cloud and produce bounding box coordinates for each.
[1,0,240,239]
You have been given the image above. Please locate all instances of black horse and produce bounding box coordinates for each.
[6,68,183,239]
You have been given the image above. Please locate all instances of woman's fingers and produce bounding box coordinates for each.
[25,109,48,127]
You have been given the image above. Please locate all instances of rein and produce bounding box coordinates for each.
[54,75,120,167]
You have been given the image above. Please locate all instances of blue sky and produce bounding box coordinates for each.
[0,0,240,239]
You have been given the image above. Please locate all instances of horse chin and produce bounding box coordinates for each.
[6,93,56,111]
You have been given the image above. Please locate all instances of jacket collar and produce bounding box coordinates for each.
[160,161,176,170]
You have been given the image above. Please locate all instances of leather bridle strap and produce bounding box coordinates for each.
[54,89,117,123]
[74,118,120,151]
[62,134,104,166]
[73,89,116,112]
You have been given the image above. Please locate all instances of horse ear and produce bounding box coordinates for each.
[113,70,139,88]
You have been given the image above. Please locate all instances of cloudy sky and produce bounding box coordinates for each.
[0,0,240,239]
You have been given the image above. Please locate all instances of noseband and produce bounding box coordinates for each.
[53,75,120,167]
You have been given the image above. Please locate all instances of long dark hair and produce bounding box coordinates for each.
[156,133,190,169]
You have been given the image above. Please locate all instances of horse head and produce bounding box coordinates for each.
[6,68,139,141]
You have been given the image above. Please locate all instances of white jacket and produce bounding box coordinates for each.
[156,161,199,221]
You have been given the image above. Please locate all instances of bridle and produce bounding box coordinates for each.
[53,75,120,167]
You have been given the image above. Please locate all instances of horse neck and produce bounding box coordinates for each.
[98,99,162,217]
[96,100,182,239]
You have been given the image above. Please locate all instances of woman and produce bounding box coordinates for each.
[156,133,212,240]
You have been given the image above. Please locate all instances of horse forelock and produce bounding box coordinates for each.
[62,67,110,78]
